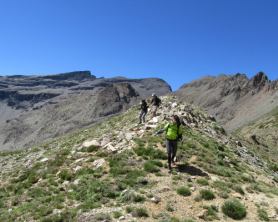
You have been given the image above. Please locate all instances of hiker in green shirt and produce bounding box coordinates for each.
[152,115,184,173]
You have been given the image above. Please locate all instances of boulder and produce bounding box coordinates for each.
[101,137,111,146]
[82,140,100,148]
[40,158,49,162]
[151,196,161,203]
[93,158,105,168]
[198,210,209,219]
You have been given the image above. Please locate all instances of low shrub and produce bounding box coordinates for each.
[113,211,123,218]
[197,178,209,186]
[200,189,215,200]
[132,207,148,217]
[221,198,246,220]
[87,145,98,152]
[177,187,191,196]
[144,161,159,173]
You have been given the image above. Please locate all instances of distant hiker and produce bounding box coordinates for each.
[138,100,148,124]
[152,115,184,173]
[148,93,161,117]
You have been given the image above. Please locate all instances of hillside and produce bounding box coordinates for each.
[0,71,172,151]
[1,96,278,222]
[171,72,278,132]
[232,107,278,164]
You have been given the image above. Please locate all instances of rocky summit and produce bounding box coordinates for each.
[0,71,172,151]
[0,96,277,221]
[171,72,278,132]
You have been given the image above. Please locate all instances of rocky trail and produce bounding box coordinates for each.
[0,96,278,222]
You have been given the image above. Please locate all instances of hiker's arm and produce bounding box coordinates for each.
[178,134,184,142]
[152,129,164,137]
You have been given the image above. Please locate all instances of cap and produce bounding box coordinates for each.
[152,93,156,96]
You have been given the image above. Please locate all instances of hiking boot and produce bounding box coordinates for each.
[171,156,176,165]
[168,166,172,173]
[138,122,142,124]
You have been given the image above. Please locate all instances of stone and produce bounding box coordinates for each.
[40,158,49,162]
[190,187,195,192]
[76,146,84,151]
[162,186,170,191]
[119,216,125,220]
[75,158,84,163]
[8,209,12,213]
[73,179,80,185]
[211,176,220,181]
[151,196,161,203]
[231,192,242,199]
[101,137,111,146]
[82,140,100,148]
[62,181,69,185]
[93,158,105,168]
[68,189,74,193]
[145,125,157,130]
[172,103,178,108]
[75,166,82,173]
[198,210,209,218]
[106,144,118,152]
[153,117,158,123]
[125,133,133,141]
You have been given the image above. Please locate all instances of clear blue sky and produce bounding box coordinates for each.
[0,0,277,91]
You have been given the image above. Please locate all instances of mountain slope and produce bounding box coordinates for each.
[233,107,278,164]
[0,96,278,221]
[0,82,140,152]
[0,71,172,151]
[171,72,278,132]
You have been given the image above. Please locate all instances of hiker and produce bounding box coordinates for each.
[148,93,161,117]
[152,115,184,173]
[138,99,148,124]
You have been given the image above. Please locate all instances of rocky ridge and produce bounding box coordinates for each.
[0,96,278,221]
[171,72,278,132]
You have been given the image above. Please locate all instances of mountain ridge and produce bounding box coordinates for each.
[171,72,278,132]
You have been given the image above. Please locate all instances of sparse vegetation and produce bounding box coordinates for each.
[222,198,246,220]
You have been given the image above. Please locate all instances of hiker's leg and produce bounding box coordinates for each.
[153,106,158,117]
[172,140,178,162]
[142,112,146,122]
[139,111,143,123]
[166,139,172,169]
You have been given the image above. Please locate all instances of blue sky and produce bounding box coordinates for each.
[0,0,277,91]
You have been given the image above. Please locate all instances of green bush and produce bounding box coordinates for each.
[144,161,159,173]
[221,198,246,220]
[177,187,191,196]
[200,189,215,200]
[132,207,148,217]
[233,185,245,195]
[126,206,132,213]
[113,211,123,218]
[197,178,209,186]
[218,191,229,199]
[87,145,98,152]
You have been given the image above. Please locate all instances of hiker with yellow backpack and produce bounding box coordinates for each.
[152,115,184,173]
